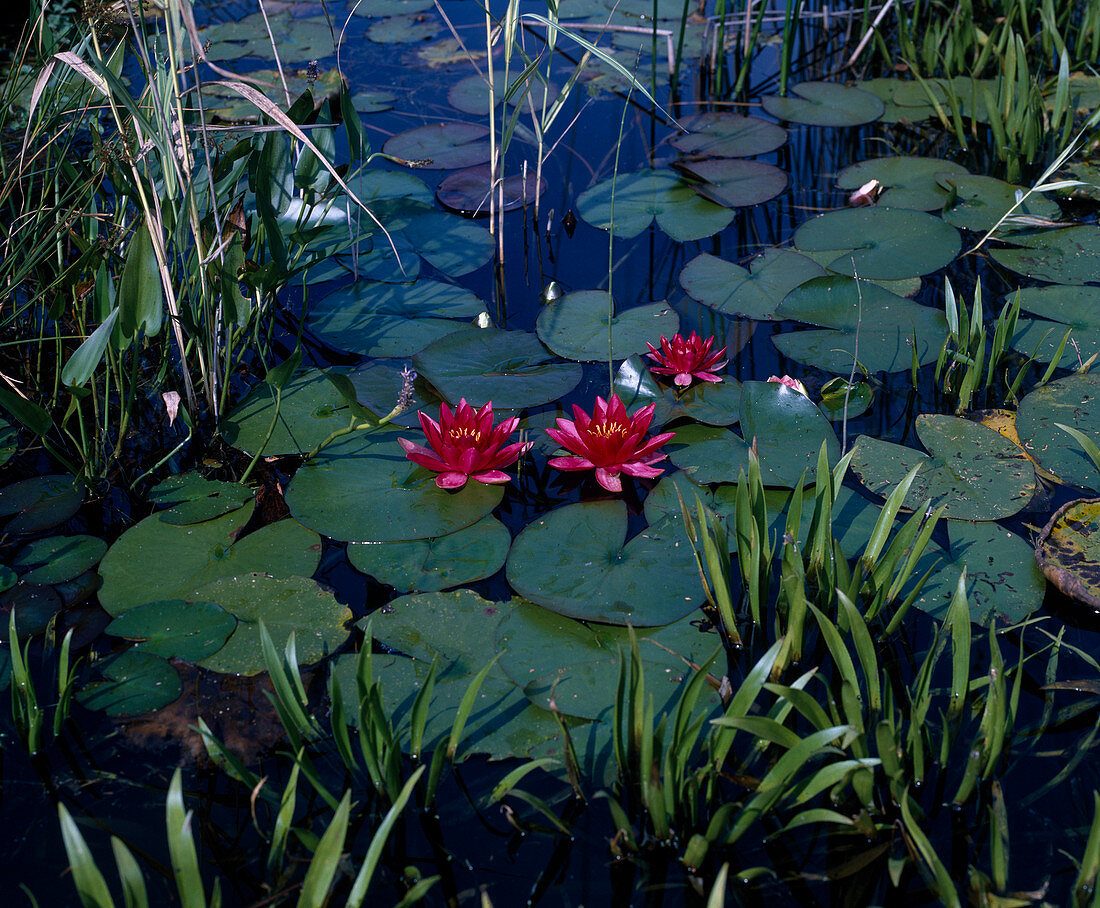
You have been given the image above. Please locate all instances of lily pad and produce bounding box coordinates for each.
[835,156,970,210]
[576,169,736,242]
[351,89,396,113]
[347,0,434,16]
[1016,373,1100,491]
[679,248,825,321]
[855,77,940,123]
[196,574,351,676]
[505,500,701,626]
[989,226,1100,285]
[220,369,369,458]
[347,360,445,429]
[761,82,884,127]
[536,291,680,362]
[348,515,511,592]
[447,71,560,116]
[382,123,491,169]
[774,275,949,374]
[368,12,439,43]
[12,535,107,585]
[285,428,504,542]
[308,280,488,357]
[436,165,545,216]
[77,651,181,717]
[664,423,751,485]
[939,173,1062,232]
[1010,285,1100,367]
[147,473,254,525]
[850,414,1036,520]
[105,600,236,662]
[98,505,324,615]
[614,355,741,427]
[793,207,960,280]
[0,475,84,535]
[674,158,788,208]
[670,112,787,157]
[413,328,582,409]
[1036,499,1100,611]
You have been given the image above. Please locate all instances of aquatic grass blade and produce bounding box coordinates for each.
[899,789,961,908]
[58,803,117,908]
[347,766,426,907]
[166,769,206,908]
[296,790,350,908]
[110,837,148,908]
[268,762,300,875]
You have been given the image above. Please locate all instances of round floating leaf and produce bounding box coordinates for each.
[0,565,15,594]
[680,248,825,321]
[368,12,439,43]
[348,361,444,429]
[196,574,351,675]
[106,600,236,662]
[147,473,254,525]
[382,122,490,169]
[5,583,62,637]
[576,169,736,242]
[774,275,948,373]
[911,522,1046,625]
[0,475,83,535]
[670,112,787,157]
[536,291,680,362]
[505,500,701,626]
[351,89,395,113]
[98,505,325,615]
[347,0,434,16]
[497,601,718,720]
[613,355,742,427]
[1010,285,1100,367]
[447,71,559,116]
[12,535,107,585]
[819,377,874,421]
[436,165,545,216]
[286,429,504,542]
[413,328,582,409]
[1016,372,1100,491]
[850,414,1036,520]
[348,515,511,592]
[738,381,839,486]
[220,369,364,457]
[665,423,751,485]
[793,207,960,280]
[1036,498,1100,610]
[855,78,940,123]
[761,81,883,127]
[77,651,181,717]
[835,156,969,210]
[939,173,1062,232]
[990,226,1100,285]
[675,158,788,208]
[308,280,488,357]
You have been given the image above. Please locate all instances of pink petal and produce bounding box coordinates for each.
[621,460,665,479]
[435,471,469,489]
[594,467,623,492]
[470,470,511,484]
[548,455,596,472]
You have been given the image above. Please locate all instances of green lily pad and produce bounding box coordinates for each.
[496,600,719,721]
[351,89,396,113]
[850,414,1036,520]
[347,0,434,16]
[793,207,960,280]
[819,377,874,421]
[196,574,351,675]
[0,475,84,535]
[347,360,445,429]
[674,158,788,208]
[505,500,701,626]
[368,12,439,43]
[1036,498,1100,611]
[285,428,504,542]
[12,535,107,585]
[910,522,1046,625]
[614,355,741,427]
[382,123,491,169]
[147,473,254,525]
[220,369,369,458]
[679,248,825,321]
[1010,286,1100,367]
[664,423,751,485]
[98,506,323,615]
[1016,373,1100,491]
[774,275,949,374]
[855,78,940,123]
[939,173,1062,232]
[447,71,559,116]
[413,328,582,409]
[77,651,181,717]
[436,165,544,216]
[576,169,736,242]
[536,291,680,362]
[199,15,345,63]
[761,81,884,127]
[348,515,511,592]
[835,156,970,210]
[670,112,787,157]
[105,600,236,662]
[308,279,488,358]
[989,226,1100,285]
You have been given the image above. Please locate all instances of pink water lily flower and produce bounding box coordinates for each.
[645,331,728,387]
[767,375,809,398]
[546,393,675,493]
[398,399,530,490]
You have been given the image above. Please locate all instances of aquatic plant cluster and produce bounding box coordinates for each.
[1,0,1100,904]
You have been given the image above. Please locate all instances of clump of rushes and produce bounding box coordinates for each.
[399,399,530,490]
[645,331,728,387]
[547,393,674,493]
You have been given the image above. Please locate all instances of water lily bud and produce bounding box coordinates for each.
[848,178,882,207]
[542,281,563,304]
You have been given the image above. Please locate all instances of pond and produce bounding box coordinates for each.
[1,0,1100,904]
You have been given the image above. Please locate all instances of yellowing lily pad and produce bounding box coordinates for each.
[1036,498,1100,611]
